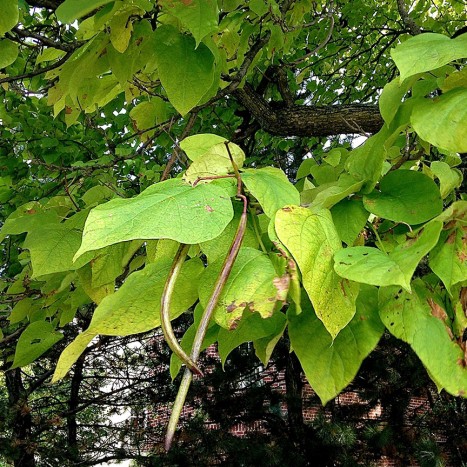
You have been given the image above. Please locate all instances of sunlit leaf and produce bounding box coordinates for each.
[75,179,233,258]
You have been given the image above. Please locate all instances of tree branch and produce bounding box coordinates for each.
[25,0,64,10]
[396,0,422,35]
[234,84,383,137]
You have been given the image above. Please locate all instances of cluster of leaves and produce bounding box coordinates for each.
[0,0,466,453]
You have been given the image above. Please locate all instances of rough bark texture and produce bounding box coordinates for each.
[285,349,305,444]
[5,369,36,467]
[235,85,384,137]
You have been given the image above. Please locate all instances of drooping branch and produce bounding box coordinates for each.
[234,84,384,137]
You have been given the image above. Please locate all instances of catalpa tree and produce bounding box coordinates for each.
[0,0,466,450]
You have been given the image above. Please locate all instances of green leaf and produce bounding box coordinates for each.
[199,248,279,329]
[90,241,142,288]
[289,286,384,405]
[0,0,18,36]
[55,0,115,23]
[54,258,203,381]
[391,33,467,82]
[24,224,84,278]
[254,317,287,366]
[218,310,286,365]
[74,179,233,259]
[431,161,462,199]
[0,202,60,241]
[275,206,359,338]
[86,258,202,335]
[331,199,368,245]
[109,8,137,53]
[11,321,63,369]
[77,264,114,305]
[241,167,300,218]
[379,283,467,397]
[296,158,317,179]
[363,170,443,225]
[249,0,268,16]
[159,0,219,46]
[200,205,258,263]
[301,174,364,210]
[36,47,66,65]
[9,298,35,324]
[379,76,415,125]
[182,135,245,184]
[334,221,442,291]
[430,227,467,294]
[345,127,390,193]
[153,25,216,115]
[411,89,467,153]
[0,39,18,68]
[180,133,227,160]
[129,98,168,141]
[53,331,96,382]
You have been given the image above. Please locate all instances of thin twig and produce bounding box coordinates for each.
[160,112,197,181]
[0,50,73,84]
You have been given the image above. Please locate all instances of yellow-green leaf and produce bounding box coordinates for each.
[275,206,359,338]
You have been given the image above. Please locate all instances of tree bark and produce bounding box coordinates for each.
[66,355,85,463]
[285,350,305,444]
[235,85,384,137]
[5,369,36,467]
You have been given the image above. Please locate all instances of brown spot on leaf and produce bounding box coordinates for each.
[281,206,292,212]
[273,274,290,301]
[460,288,467,316]
[226,302,238,313]
[26,209,36,215]
[205,205,214,212]
[65,106,73,114]
[447,231,457,244]
[428,298,454,340]
[428,298,448,321]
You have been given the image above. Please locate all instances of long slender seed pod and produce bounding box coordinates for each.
[160,243,203,376]
[165,195,248,450]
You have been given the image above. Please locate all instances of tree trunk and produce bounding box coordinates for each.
[5,369,36,467]
[66,354,85,463]
[285,350,305,444]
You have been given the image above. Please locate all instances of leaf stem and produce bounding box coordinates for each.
[368,222,387,254]
[160,243,203,376]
